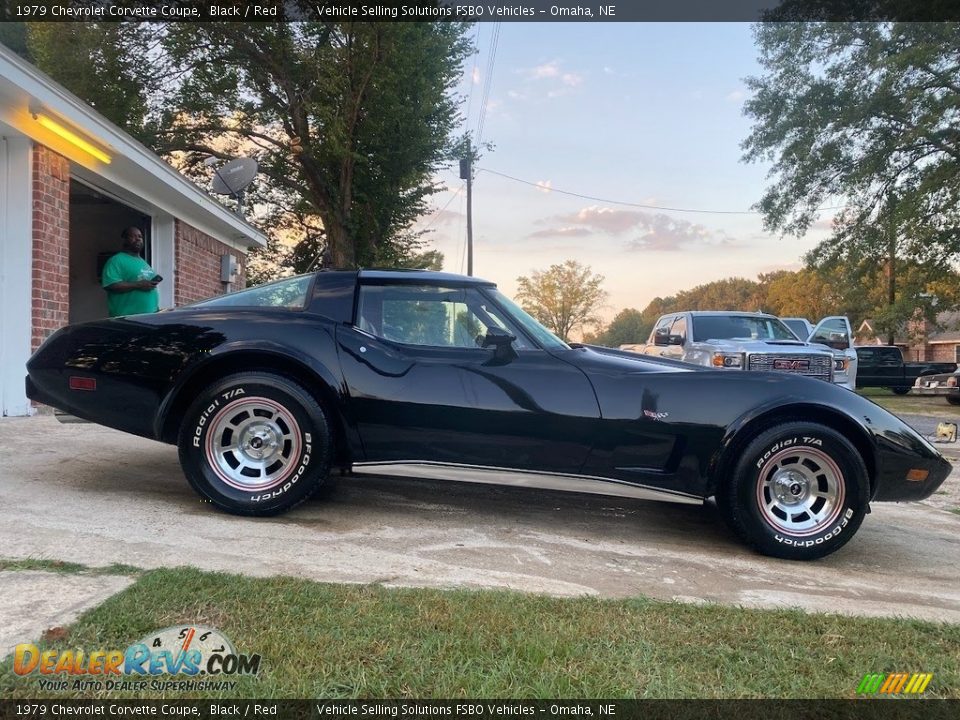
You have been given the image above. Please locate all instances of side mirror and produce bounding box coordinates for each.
[482,327,518,363]
[654,328,669,347]
[668,334,684,346]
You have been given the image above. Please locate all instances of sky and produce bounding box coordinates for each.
[416,22,835,322]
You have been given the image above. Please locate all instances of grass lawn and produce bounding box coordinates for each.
[1,567,957,699]
[856,388,959,418]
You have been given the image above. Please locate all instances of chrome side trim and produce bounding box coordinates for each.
[351,461,703,506]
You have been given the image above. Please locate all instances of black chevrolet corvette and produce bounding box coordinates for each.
[26,269,951,560]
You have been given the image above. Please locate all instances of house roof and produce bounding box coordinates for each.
[857,311,960,345]
[0,44,267,252]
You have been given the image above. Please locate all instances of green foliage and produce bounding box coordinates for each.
[742,23,960,335]
[25,23,157,139]
[0,21,30,59]
[592,308,650,347]
[515,260,608,342]
[158,22,471,271]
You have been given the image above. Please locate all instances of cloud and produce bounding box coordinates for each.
[527,226,593,239]
[535,205,743,251]
[725,88,746,103]
[535,180,552,193]
[529,61,560,79]
[554,206,649,235]
[471,67,481,85]
[519,60,585,99]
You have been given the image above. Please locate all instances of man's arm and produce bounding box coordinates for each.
[104,279,157,293]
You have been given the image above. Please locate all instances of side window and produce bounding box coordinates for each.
[857,348,875,363]
[810,318,849,349]
[649,316,673,343]
[881,348,902,365]
[670,316,687,343]
[357,285,531,349]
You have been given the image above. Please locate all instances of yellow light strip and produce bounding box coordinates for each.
[35,114,111,164]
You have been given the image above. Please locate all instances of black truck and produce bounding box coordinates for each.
[854,345,956,394]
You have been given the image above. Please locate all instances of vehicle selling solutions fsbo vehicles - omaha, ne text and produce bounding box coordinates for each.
[26,270,951,560]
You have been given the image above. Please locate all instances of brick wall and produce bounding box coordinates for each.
[174,220,246,306]
[929,344,959,363]
[32,145,70,350]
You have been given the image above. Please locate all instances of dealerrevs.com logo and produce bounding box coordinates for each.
[13,625,260,692]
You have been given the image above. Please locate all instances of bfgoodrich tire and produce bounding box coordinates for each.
[719,422,869,560]
[177,372,333,516]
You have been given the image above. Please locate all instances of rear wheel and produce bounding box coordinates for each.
[719,422,868,560]
[177,372,332,515]
[891,387,911,395]
[946,396,960,406]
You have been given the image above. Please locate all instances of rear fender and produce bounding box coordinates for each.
[155,340,361,464]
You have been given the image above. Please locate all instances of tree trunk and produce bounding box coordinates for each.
[886,220,896,346]
[326,221,355,268]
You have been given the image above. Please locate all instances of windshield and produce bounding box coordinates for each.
[187,274,313,309]
[486,288,570,350]
[692,315,798,342]
[780,319,809,341]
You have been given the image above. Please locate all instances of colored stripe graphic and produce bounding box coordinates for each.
[857,674,885,694]
[857,672,932,694]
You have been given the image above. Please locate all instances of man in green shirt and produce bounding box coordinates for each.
[101,227,161,317]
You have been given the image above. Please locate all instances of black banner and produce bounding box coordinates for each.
[2,0,960,23]
[1,701,960,720]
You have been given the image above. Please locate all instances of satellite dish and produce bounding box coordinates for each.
[211,157,258,195]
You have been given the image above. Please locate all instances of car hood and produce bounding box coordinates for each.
[694,339,830,353]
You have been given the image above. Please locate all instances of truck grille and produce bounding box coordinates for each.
[748,353,833,382]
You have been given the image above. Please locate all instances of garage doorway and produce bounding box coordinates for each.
[69,179,152,323]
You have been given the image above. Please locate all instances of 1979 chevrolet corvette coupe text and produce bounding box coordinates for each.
[26,270,951,560]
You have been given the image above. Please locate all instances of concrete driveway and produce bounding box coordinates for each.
[1,415,959,622]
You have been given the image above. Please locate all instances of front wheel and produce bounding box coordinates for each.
[719,422,868,560]
[891,387,911,396]
[946,395,960,406]
[177,372,333,516]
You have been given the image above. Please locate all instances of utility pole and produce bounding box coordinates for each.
[460,139,474,276]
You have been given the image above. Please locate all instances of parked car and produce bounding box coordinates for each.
[26,270,950,560]
[854,345,956,395]
[629,311,856,390]
[782,316,858,390]
[912,368,960,405]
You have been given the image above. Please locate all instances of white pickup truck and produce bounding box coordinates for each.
[621,311,857,390]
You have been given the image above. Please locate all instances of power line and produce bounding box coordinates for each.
[475,23,501,148]
[478,168,760,215]
[420,183,465,233]
[479,167,848,216]
[464,24,482,134]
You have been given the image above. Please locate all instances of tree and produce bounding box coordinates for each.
[158,22,471,269]
[742,23,960,342]
[515,260,608,342]
[12,21,470,274]
[592,308,650,347]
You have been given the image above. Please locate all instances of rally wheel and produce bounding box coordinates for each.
[177,372,332,515]
[719,422,868,560]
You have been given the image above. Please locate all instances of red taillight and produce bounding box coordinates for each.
[69,377,96,391]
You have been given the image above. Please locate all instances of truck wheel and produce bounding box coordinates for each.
[947,396,960,406]
[891,387,911,395]
[177,372,332,516]
[719,422,868,560]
